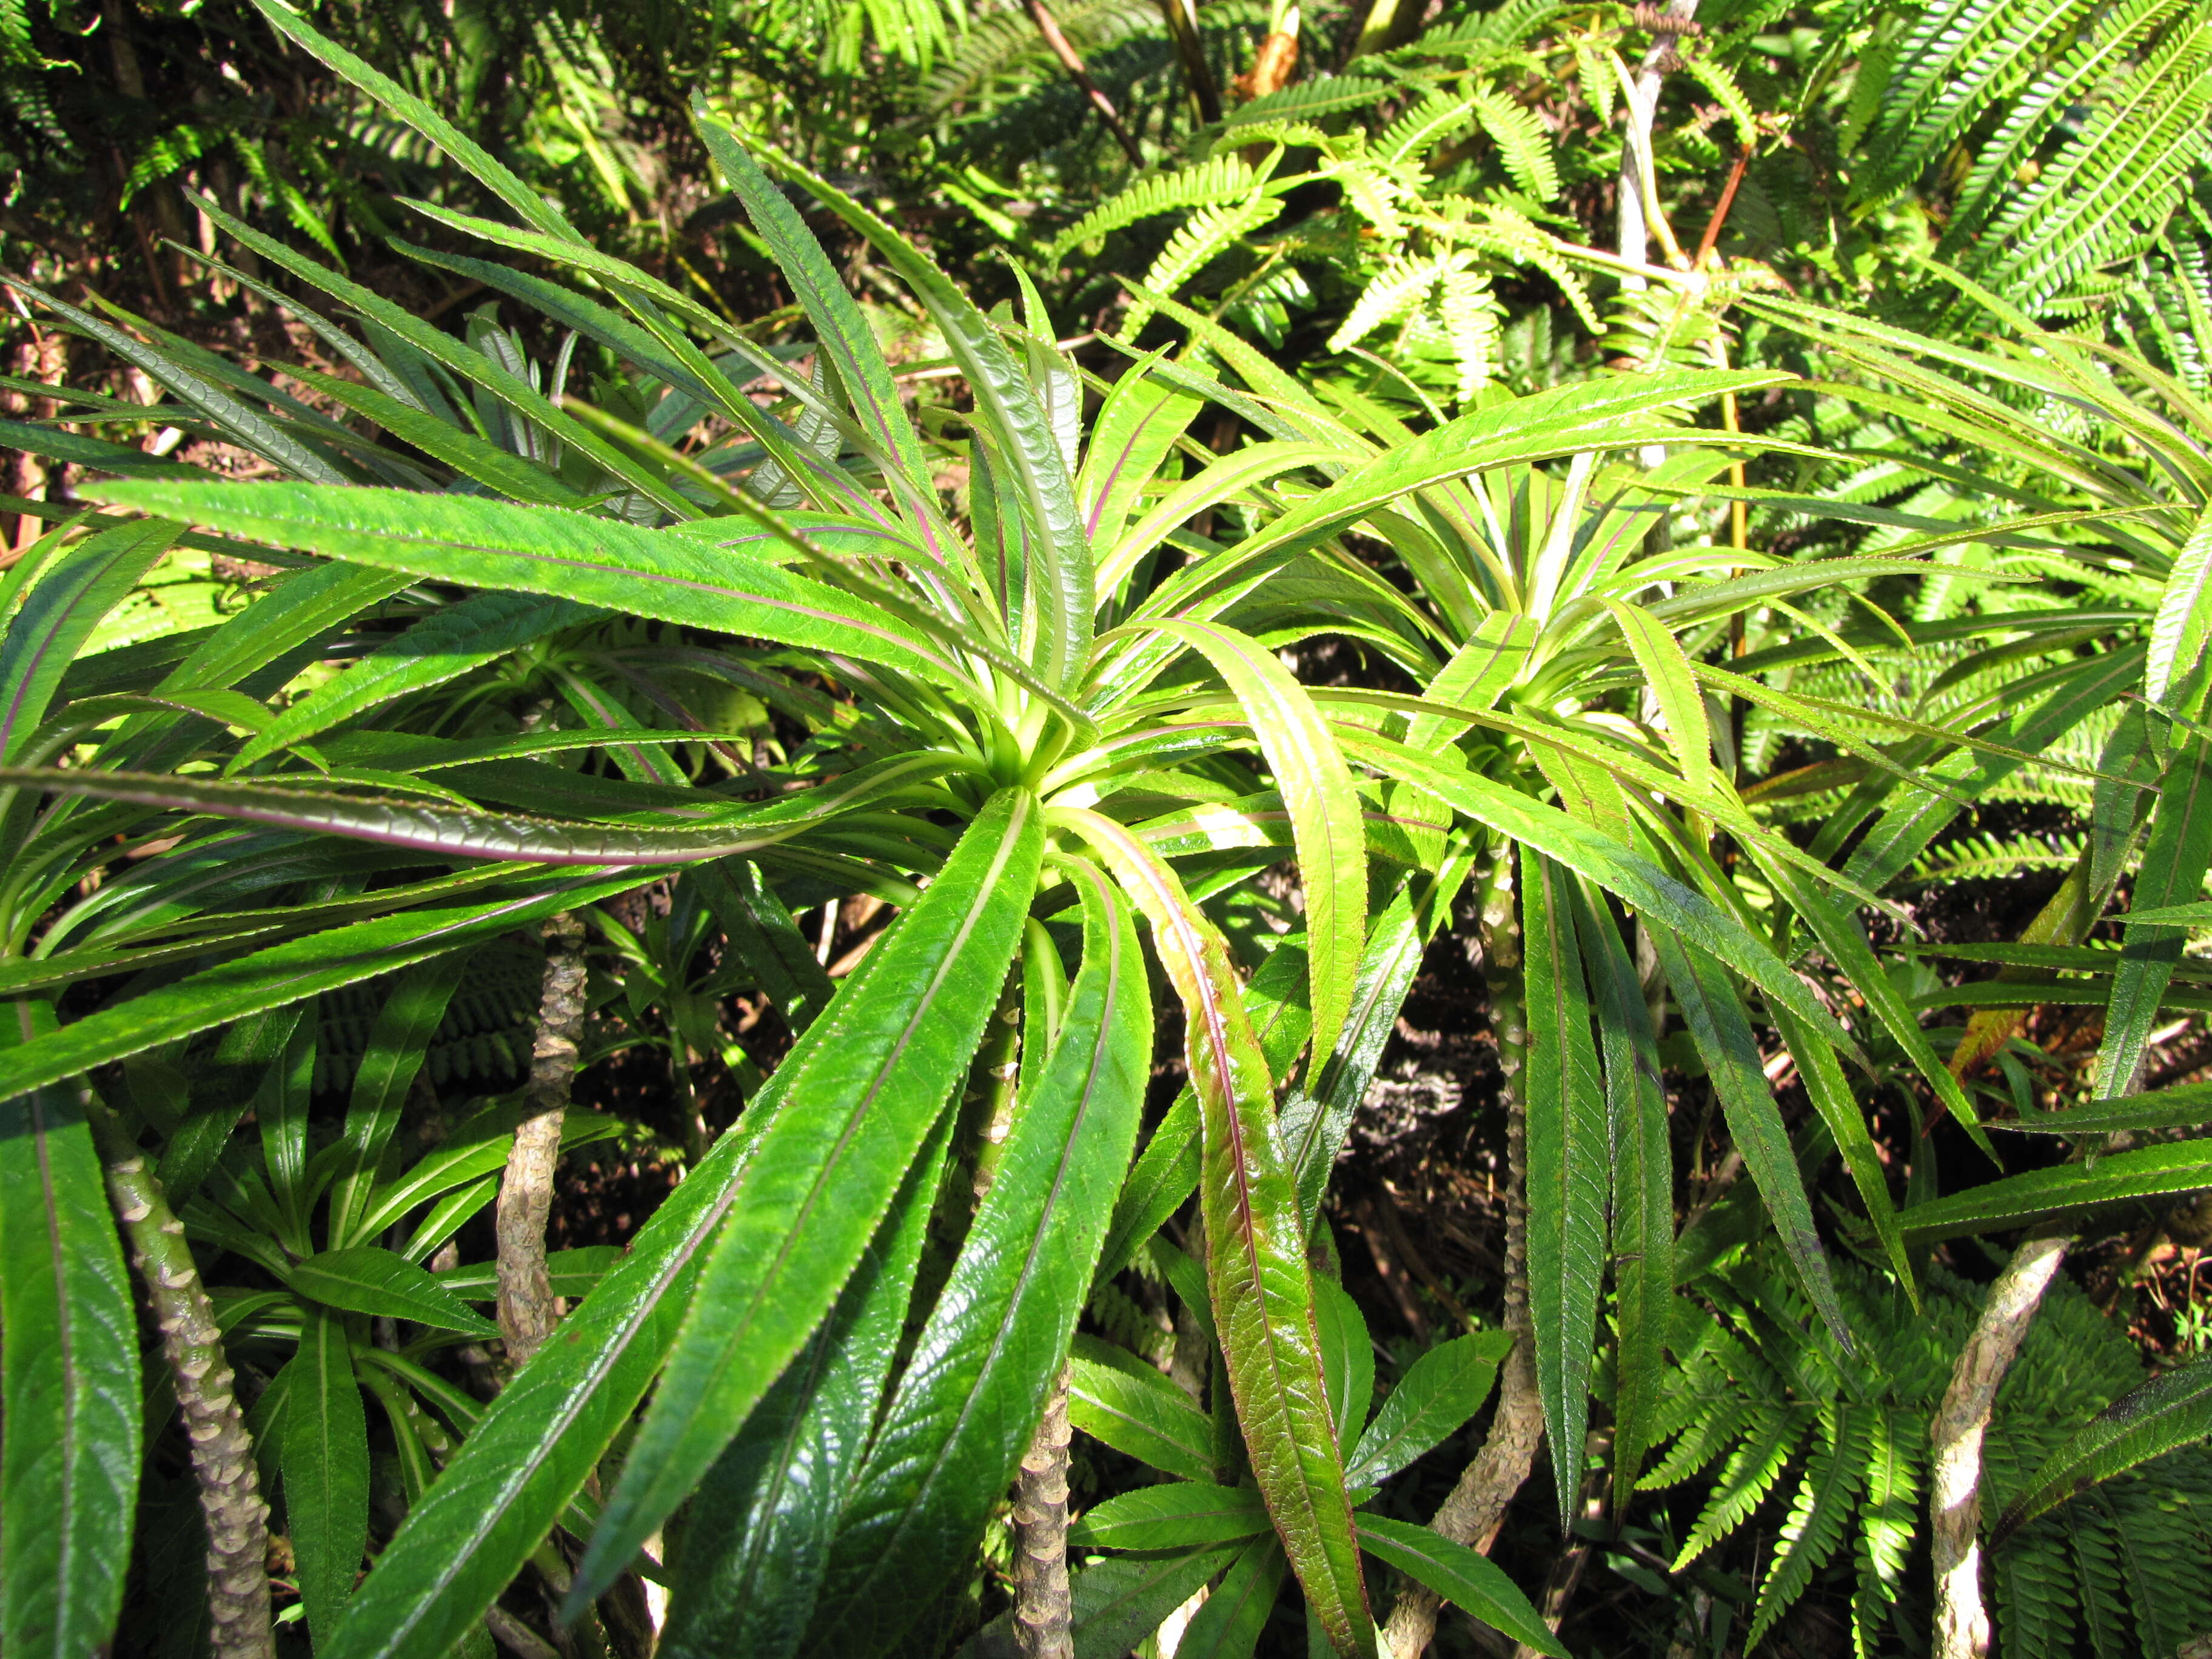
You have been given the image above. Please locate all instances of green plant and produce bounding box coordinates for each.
[1640,1240,2212,1659]
[1024,1268,1556,1657]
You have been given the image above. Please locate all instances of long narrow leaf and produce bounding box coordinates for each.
[0,1004,141,1659]
[803,860,1150,1652]
[571,789,1045,1609]
[1058,806,1374,1658]
[1522,854,1607,1521]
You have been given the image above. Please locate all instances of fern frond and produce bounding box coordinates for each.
[1222,73,1393,130]
[1466,87,1559,201]
[1968,23,2212,309]
[1641,1393,1754,1492]
[2065,1495,2132,1659]
[1861,0,2102,202]
[1328,252,1447,352]
[1673,1404,1811,1566]
[1121,195,1284,337]
[1376,90,1480,167]
[1852,1406,1923,1659]
[1749,1404,1870,1647]
[1946,0,2192,238]
[1990,1523,2076,1659]
[1051,156,1265,259]
[1437,266,1501,403]
[1677,44,1760,153]
[1333,158,1410,241]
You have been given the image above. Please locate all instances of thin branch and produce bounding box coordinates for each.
[1930,1232,2071,1659]
[1030,1,1147,166]
[87,1096,274,1659]
[497,912,589,1370]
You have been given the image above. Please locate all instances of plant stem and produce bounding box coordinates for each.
[1029,1,1146,165]
[1382,848,1545,1659]
[85,1096,273,1659]
[1929,1232,2071,1659]
[498,912,588,1370]
[1615,0,1700,276]
[1012,1367,1076,1659]
[1155,0,1222,122]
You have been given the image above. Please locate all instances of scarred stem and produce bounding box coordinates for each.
[1013,1369,1076,1659]
[85,1097,274,1659]
[1384,848,1545,1659]
[1930,1232,2070,1659]
[498,912,588,1370]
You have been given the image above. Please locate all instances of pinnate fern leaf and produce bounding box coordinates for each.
[1672,1404,1811,1566]
[1053,156,1265,259]
[1748,1404,1869,1647]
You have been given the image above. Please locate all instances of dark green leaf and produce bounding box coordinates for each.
[1522,854,1608,1520]
[1344,1332,1511,1490]
[1898,1141,2212,1241]
[0,871,660,1104]
[1070,1481,1272,1550]
[803,862,1150,1651]
[1067,1335,1216,1481]
[1355,1515,1565,1658]
[284,1247,500,1337]
[1647,928,1849,1350]
[659,1113,951,1659]
[1176,1535,1290,1659]
[572,789,1045,1611]
[0,1004,141,1659]
[281,1307,370,1646]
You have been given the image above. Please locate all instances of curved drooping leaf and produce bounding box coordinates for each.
[1345,732,1854,1053]
[1897,1141,2212,1242]
[284,1248,500,1337]
[0,1005,141,1659]
[1061,807,1374,1658]
[0,869,661,1105]
[0,518,179,764]
[802,860,1150,1654]
[572,789,1045,1612]
[1992,1079,2212,1135]
[1353,1515,1565,1659]
[1521,854,1607,1521]
[281,1307,370,1647]
[1148,618,1366,1076]
[657,1114,951,1659]
[0,751,959,866]
[86,481,964,685]
[233,591,606,770]
[1647,927,1850,1350]
[1995,1357,2212,1539]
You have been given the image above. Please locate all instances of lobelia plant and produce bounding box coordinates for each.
[0,7,1843,1657]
